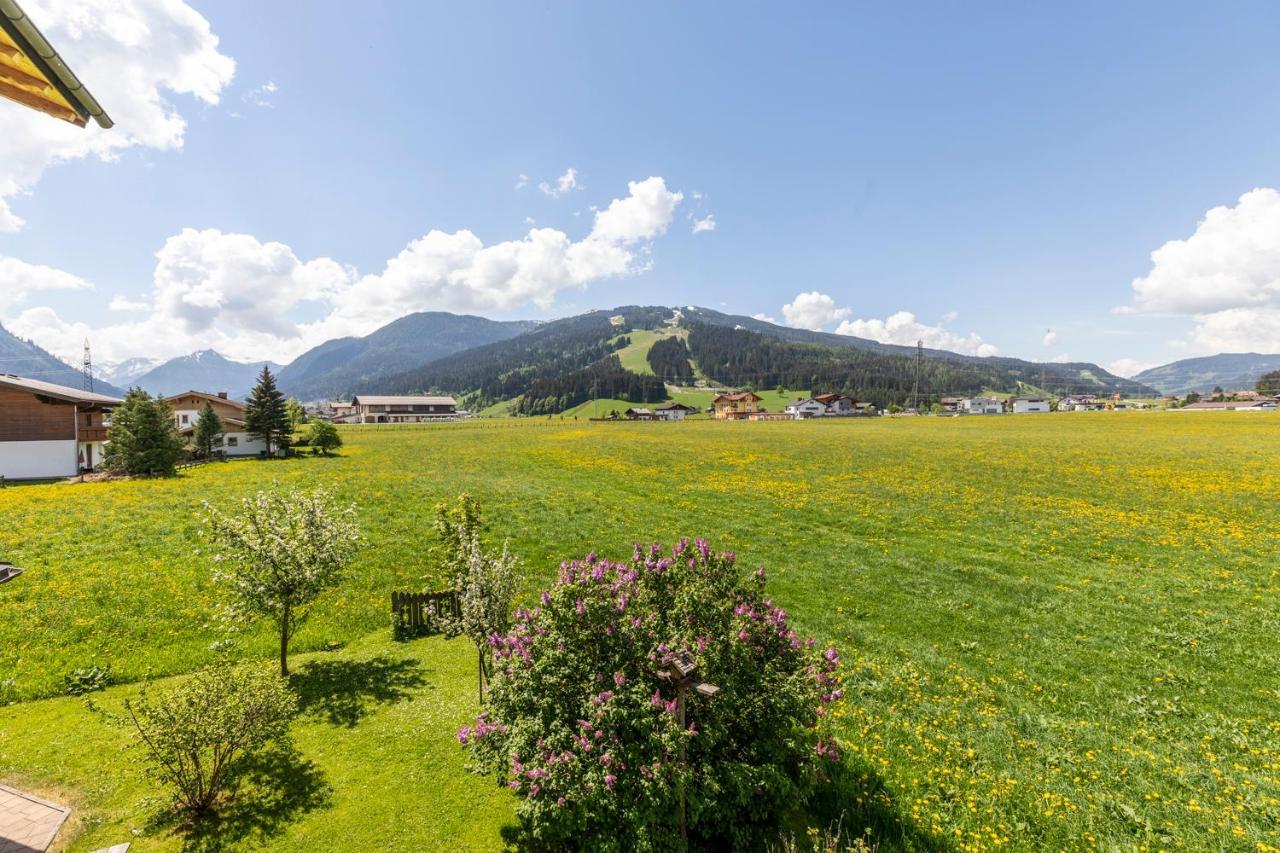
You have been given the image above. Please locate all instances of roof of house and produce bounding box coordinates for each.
[787,398,819,406]
[654,402,697,411]
[350,395,457,406]
[625,407,653,415]
[0,0,112,127]
[178,416,246,435]
[813,393,848,403]
[712,391,761,402]
[0,373,121,406]
[165,390,247,411]
[1182,400,1275,410]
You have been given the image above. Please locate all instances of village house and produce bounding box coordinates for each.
[1012,397,1051,413]
[813,393,855,416]
[653,402,697,421]
[785,398,827,419]
[853,401,879,416]
[712,391,761,420]
[623,407,656,420]
[961,397,1003,415]
[165,391,269,457]
[939,397,965,413]
[349,394,458,423]
[0,374,121,479]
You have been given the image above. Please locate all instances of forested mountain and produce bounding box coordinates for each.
[1133,353,1280,395]
[0,323,125,395]
[277,311,536,401]
[686,323,1154,405]
[130,350,282,399]
[366,304,1152,414]
[687,307,1156,397]
[370,307,672,411]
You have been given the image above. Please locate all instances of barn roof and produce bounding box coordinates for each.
[350,395,457,406]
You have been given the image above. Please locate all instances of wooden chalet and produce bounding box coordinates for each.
[0,374,120,479]
[711,391,762,420]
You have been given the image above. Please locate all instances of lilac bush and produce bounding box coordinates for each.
[458,538,843,850]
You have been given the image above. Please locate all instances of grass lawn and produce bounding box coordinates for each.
[2,413,1279,849]
[610,328,686,375]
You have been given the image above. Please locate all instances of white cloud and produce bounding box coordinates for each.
[1108,358,1155,378]
[0,0,235,230]
[514,174,528,190]
[0,256,93,312]
[780,291,851,330]
[1042,328,1058,347]
[539,167,580,198]
[107,296,149,311]
[5,177,685,364]
[834,310,999,357]
[691,214,716,234]
[752,312,778,324]
[1127,188,1280,352]
[1049,353,1072,364]
[244,80,277,107]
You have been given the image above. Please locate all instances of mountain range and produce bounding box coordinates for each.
[9,308,1277,410]
[1132,353,1280,395]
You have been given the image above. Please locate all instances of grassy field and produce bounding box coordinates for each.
[1,414,1278,850]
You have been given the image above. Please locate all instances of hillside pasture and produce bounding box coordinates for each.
[1,414,1278,850]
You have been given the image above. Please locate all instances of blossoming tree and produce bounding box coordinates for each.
[457,538,843,847]
[203,486,361,676]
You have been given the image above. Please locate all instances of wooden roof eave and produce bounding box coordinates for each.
[0,0,112,128]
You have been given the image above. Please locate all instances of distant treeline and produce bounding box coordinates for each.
[646,336,694,384]
[687,323,994,407]
[513,355,667,416]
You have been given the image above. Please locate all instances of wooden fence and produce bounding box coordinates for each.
[391,589,460,638]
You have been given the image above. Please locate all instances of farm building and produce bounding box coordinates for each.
[0,374,121,479]
[164,391,268,457]
[1012,397,1051,413]
[962,397,1003,415]
[712,391,761,420]
[349,395,458,423]
[940,397,965,413]
[653,402,697,421]
[624,407,655,420]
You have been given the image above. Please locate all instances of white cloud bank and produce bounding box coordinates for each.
[0,256,93,313]
[1108,358,1155,378]
[5,177,686,364]
[770,292,998,356]
[0,0,236,231]
[1127,188,1280,352]
[835,311,999,357]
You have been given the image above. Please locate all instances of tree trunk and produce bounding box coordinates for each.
[477,647,484,705]
[280,603,290,677]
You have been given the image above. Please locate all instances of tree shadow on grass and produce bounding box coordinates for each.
[289,655,429,728]
[143,742,331,852]
[805,758,952,852]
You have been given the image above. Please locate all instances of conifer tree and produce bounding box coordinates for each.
[105,388,185,475]
[192,401,224,458]
[244,366,291,457]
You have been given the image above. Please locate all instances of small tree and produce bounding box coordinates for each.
[285,397,306,429]
[192,401,224,459]
[203,487,360,676]
[1257,369,1280,395]
[244,366,291,457]
[122,665,296,816]
[309,420,343,456]
[105,388,185,475]
[435,495,521,703]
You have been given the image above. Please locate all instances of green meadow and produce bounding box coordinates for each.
[1,414,1278,850]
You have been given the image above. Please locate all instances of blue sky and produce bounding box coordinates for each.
[4,1,1280,374]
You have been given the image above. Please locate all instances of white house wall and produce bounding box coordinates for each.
[0,439,77,479]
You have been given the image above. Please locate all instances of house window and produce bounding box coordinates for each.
[226,436,238,447]
[181,414,189,424]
